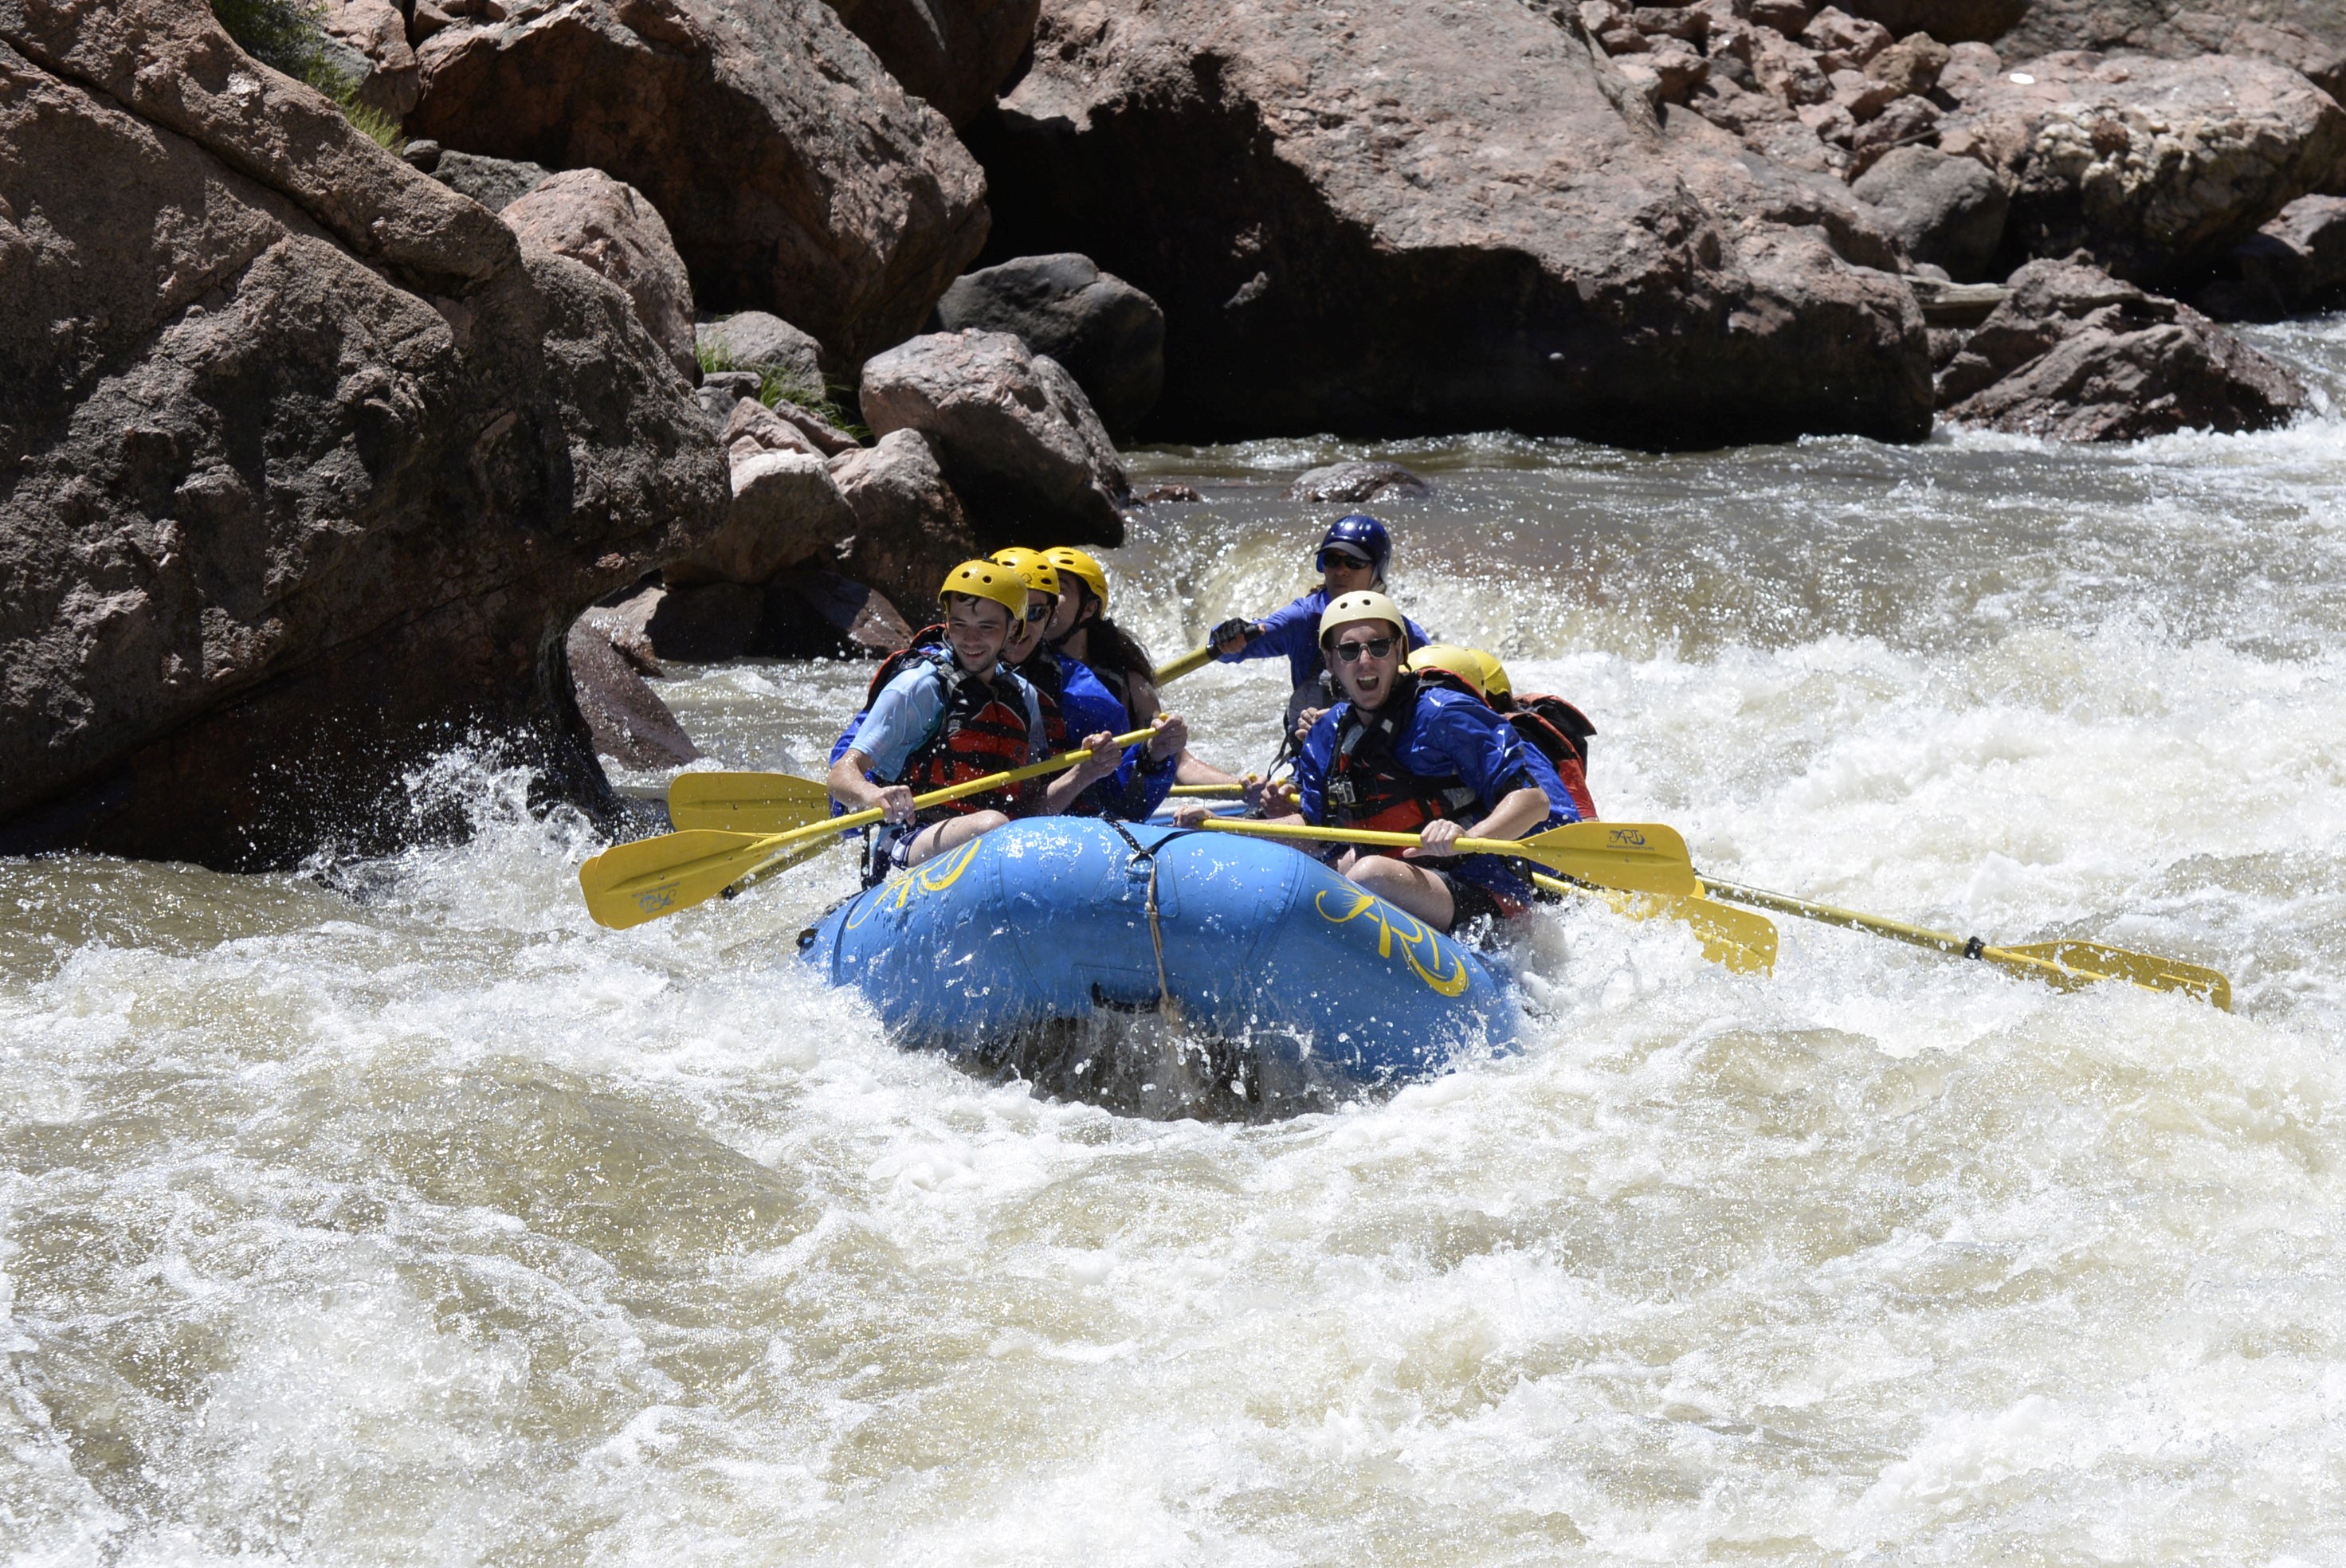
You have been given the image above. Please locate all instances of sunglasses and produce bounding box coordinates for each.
[1317,549,1374,572]
[1329,636,1395,663]
[1021,601,1053,623]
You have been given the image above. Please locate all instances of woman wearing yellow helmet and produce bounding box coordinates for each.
[826,560,1128,882]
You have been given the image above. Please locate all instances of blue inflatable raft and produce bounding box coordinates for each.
[798,818,1520,1107]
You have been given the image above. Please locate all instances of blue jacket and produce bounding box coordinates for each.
[1026,652,1176,819]
[1216,588,1434,691]
[1296,684,1570,908]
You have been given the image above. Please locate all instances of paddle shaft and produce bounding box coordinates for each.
[1699,878,2111,987]
[1202,820,1528,860]
[727,725,1159,893]
[1153,644,1214,684]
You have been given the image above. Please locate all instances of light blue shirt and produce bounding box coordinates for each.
[847,659,1045,781]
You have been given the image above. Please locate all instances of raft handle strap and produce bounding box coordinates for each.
[1105,824,1204,1020]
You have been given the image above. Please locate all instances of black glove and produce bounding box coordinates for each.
[1210,617,1258,650]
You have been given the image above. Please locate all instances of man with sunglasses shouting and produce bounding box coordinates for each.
[1183,591,1567,932]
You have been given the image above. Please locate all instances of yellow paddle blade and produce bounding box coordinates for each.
[579,828,841,930]
[1154,644,1214,684]
[668,771,833,833]
[1535,872,1776,974]
[1999,940,2233,1011]
[1497,822,1701,899]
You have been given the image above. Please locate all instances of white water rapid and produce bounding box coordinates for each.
[6,322,2346,1564]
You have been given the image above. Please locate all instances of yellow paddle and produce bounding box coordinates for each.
[580,727,1157,930]
[1699,877,2231,1009]
[1167,782,1246,797]
[1531,871,1778,974]
[1153,644,1214,684]
[667,770,832,833]
[1191,818,1700,898]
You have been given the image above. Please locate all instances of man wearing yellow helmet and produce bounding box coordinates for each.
[992,548,1189,818]
[1034,545,1248,792]
[1183,593,1563,931]
[826,560,1128,881]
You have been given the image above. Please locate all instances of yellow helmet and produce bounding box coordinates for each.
[939,559,1030,620]
[1317,590,1408,647]
[1406,644,1487,696]
[1474,649,1512,700]
[988,546,1061,598]
[1042,546,1109,608]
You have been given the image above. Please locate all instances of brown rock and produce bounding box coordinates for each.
[727,397,826,458]
[320,0,422,115]
[1800,6,1893,70]
[818,0,1040,126]
[934,253,1167,435]
[1748,0,1815,31]
[858,330,1128,546]
[1830,68,1901,120]
[645,581,763,661]
[1286,461,1430,503]
[1851,144,2010,278]
[1996,2,2346,100]
[407,0,988,366]
[1636,6,1710,40]
[567,608,700,767]
[1135,482,1205,503]
[1863,31,1949,95]
[2199,194,2346,321]
[0,0,727,868]
[967,0,1931,445]
[1937,51,2346,288]
[759,569,916,657]
[697,311,826,387]
[1937,38,1999,97]
[669,450,861,585]
[1846,92,1940,171]
[1936,258,2308,440]
[1834,0,2019,44]
[1754,32,1834,104]
[1688,75,1795,134]
[500,168,698,379]
[826,429,979,619]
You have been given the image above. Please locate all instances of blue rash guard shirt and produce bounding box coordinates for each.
[1294,684,1568,908]
[1214,587,1434,691]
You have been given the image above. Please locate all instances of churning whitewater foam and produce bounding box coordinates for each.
[6,325,2346,1563]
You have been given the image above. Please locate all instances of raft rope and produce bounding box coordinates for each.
[1106,824,1202,1019]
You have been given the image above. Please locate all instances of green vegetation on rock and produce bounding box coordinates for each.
[208,0,406,151]
[695,339,869,439]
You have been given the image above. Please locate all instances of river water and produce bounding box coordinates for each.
[7,322,2346,1564]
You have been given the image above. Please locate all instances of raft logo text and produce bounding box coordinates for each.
[1607,828,1648,848]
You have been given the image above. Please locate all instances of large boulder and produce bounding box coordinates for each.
[697,309,826,387]
[966,0,1932,445]
[2204,194,2346,320]
[407,0,989,367]
[819,0,1040,126]
[1936,258,2309,440]
[1937,52,2346,288]
[827,429,981,619]
[934,253,1167,433]
[0,0,727,868]
[858,330,1128,546]
[668,451,861,586]
[1851,144,2011,280]
[501,168,700,380]
[567,602,700,768]
[1994,1,2346,100]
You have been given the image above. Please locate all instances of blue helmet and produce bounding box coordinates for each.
[1316,513,1391,578]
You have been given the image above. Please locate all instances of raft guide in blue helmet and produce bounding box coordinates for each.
[1316,513,1391,578]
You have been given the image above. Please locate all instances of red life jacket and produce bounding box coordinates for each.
[1504,694,1598,821]
[867,645,1037,818]
[1324,675,1482,846]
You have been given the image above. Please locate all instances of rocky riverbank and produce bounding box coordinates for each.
[6,0,2346,865]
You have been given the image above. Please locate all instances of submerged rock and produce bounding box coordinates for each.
[968,0,1931,445]
[935,254,1166,435]
[1286,462,1430,504]
[408,0,989,367]
[1936,258,2309,441]
[858,331,1128,547]
[0,0,727,868]
[502,168,700,379]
